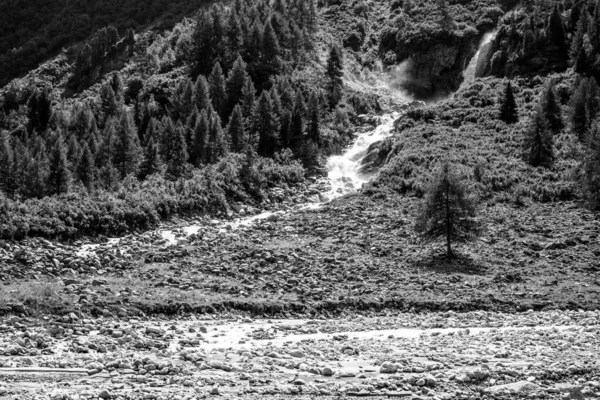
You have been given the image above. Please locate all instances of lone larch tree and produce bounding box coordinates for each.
[415,162,480,260]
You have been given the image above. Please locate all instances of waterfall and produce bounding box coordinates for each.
[460,30,497,91]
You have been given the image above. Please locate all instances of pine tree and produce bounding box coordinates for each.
[194,75,212,112]
[547,4,567,52]
[572,78,590,140]
[254,92,279,156]
[209,62,227,122]
[78,143,96,191]
[241,77,256,121]
[139,138,163,179]
[171,78,195,123]
[539,81,563,135]
[192,10,215,77]
[99,83,119,126]
[48,135,71,195]
[25,152,49,199]
[208,112,228,163]
[228,104,246,152]
[113,112,142,178]
[524,109,555,168]
[0,132,16,199]
[226,55,249,118]
[582,122,600,210]
[307,90,320,144]
[167,122,189,178]
[499,81,518,124]
[326,44,344,110]
[261,21,281,65]
[415,162,480,260]
[192,110,209,166]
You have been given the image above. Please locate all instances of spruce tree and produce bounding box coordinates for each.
[0,132,16,199]
[78,143,96,191]
[326,44,344,110]
[540,81,563,135]
[499,81,518,124]
[255,92,279,156]
[582,122,600,210]
[415,162,480,260]
[241,77,256,121]
[26,152,49,199]
[226,56,249,118]
[209,62,227,122]
[228,105,246,152]
[524,109,555,168]
[307,90,321,145]
[572,79,590,140]
[114,113,142,178]
[99,84,119,127]
[171,78,195,123]
[192,111,209,166]
[208,112,228,163]
[167,122,189,178]
[48,135,71,195]
[547,4,567,52]
[139,138,163,179]
[261,21,281,65]
[194,75,212,112]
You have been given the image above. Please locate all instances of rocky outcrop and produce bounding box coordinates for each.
[359,138,393,174]
[390,34,480,99]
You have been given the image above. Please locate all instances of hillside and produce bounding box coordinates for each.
[1,0,600,399]
[0,0,214,87]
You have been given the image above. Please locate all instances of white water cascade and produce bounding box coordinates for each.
[325,114,397,199]
[460,30,497,91]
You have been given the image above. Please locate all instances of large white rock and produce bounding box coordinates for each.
[484,381,541,394]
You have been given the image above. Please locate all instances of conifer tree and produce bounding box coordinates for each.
[262,21,281,65]
[241,77,256,121]
[171,78,195,123]
[99,84,119,127]
[139,138,163,179]
[78,143,96,191]
[290,108,304,153]
[226,56,249,118]
[326,44,344,110]
[582,122,600,210]
[540,81,563,135]
[228,104,246,152]
[208,112,228,163]
[572,79,590,140]
[209,62,227,122]
[415,162,480,260]
[194,75,212,112]
[279,111,292,149]
[307,90,321,144]
[547,4,567,52]
[575,48,589,75]
[192,10,215,77]
[113,113,142,178]
[0,132,16,199]
[48,135,71,195]
[499,81,518,124]
[524,109,555,168]
[25,152,49,199]
[192,110,209,166]
[167,122,189,178]
[255,92,279,156]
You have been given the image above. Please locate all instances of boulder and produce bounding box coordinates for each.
[484,381,541,394]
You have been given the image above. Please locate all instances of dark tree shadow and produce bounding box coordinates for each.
[412,251,486,275]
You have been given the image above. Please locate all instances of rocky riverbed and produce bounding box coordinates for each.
[0,311,599,399]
